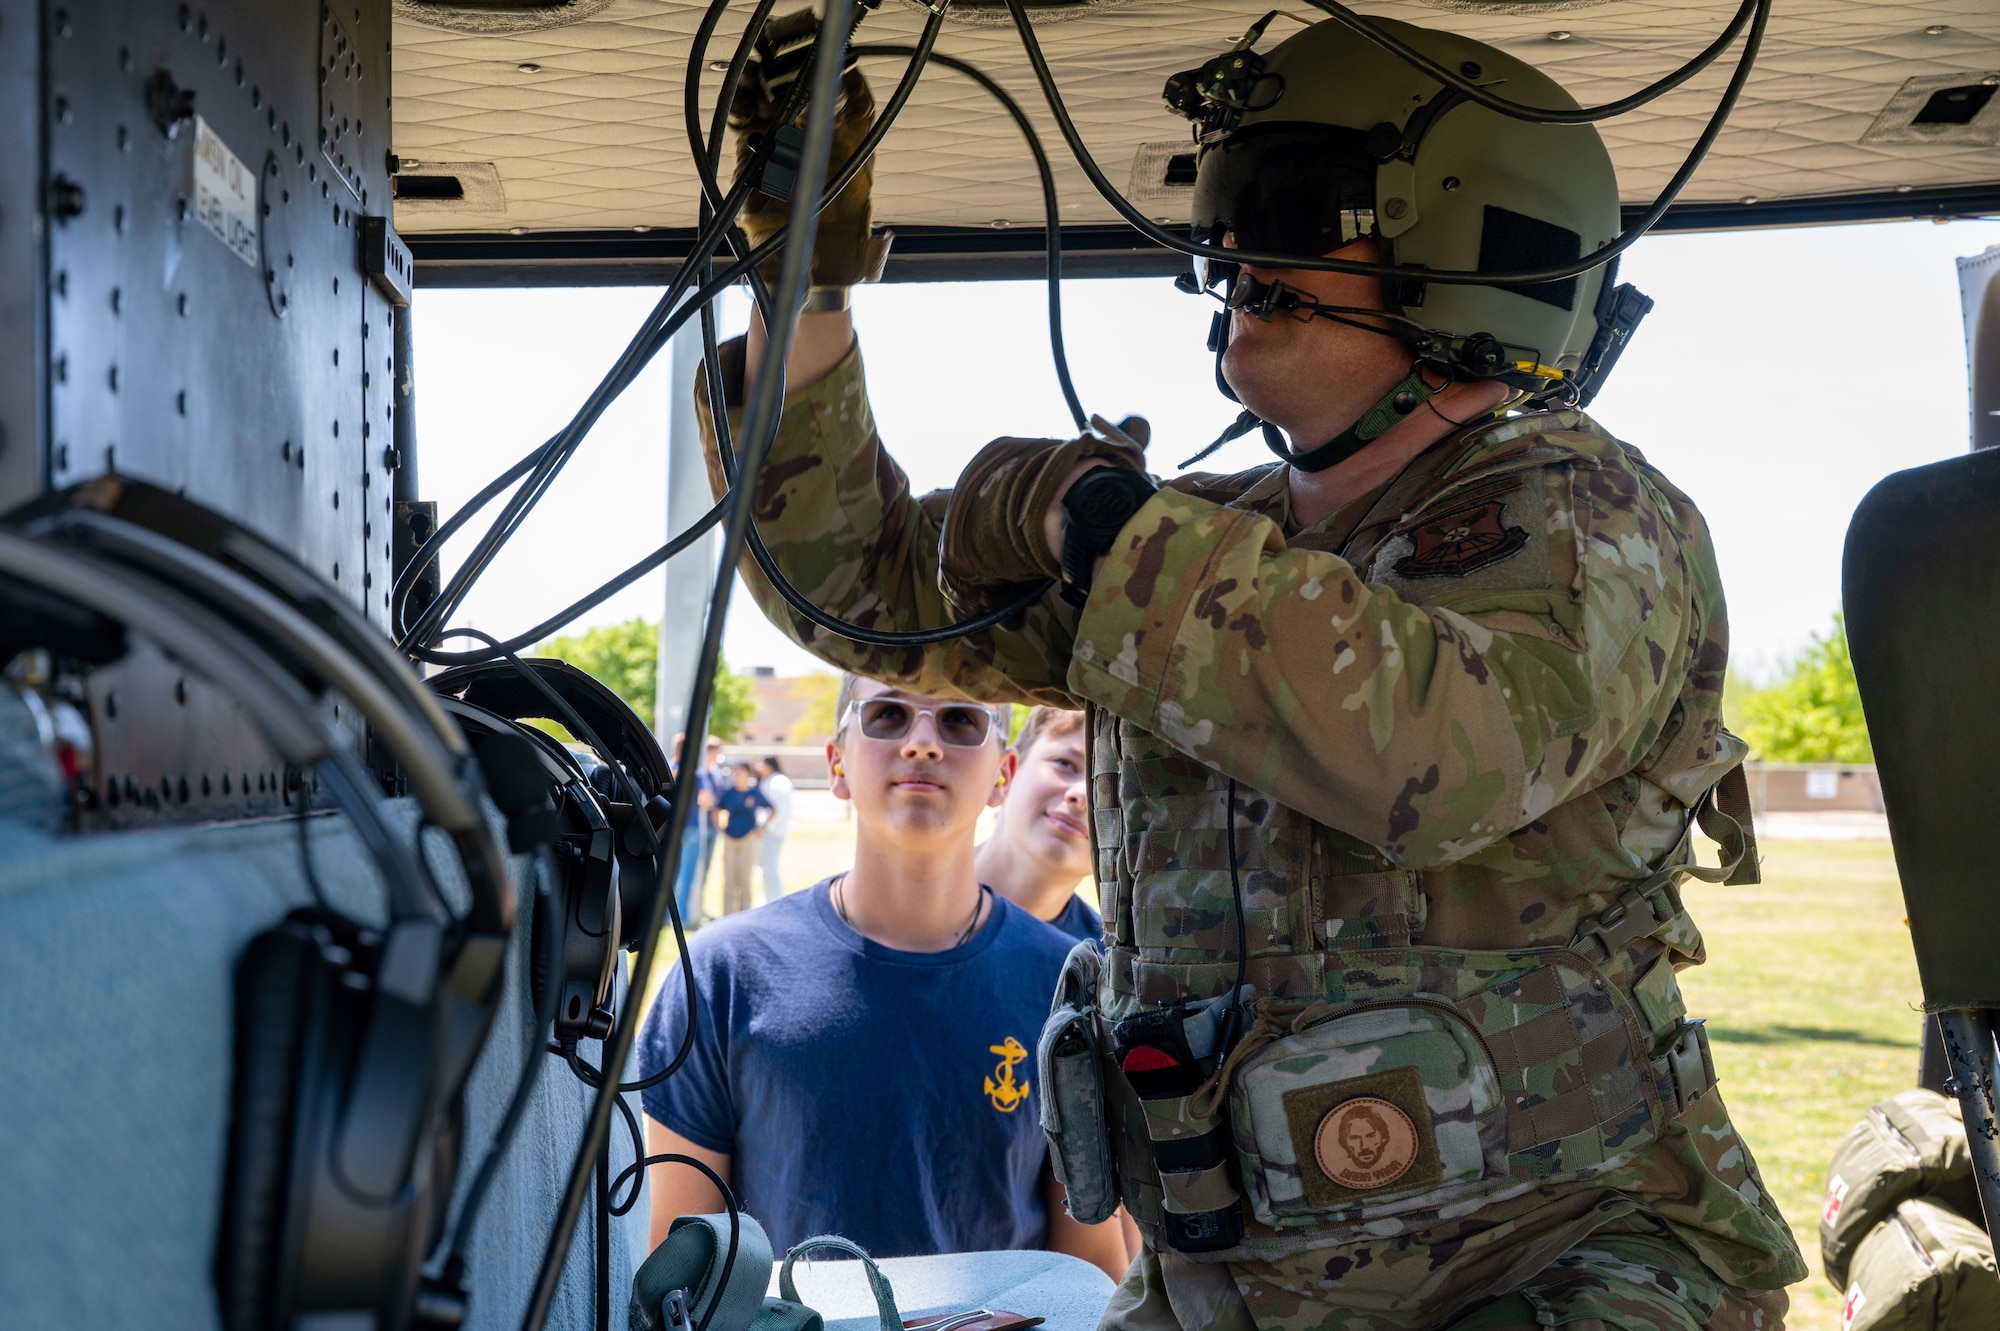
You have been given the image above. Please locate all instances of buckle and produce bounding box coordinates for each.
[1663,1020,1714,1114]
[1573,884,1666,957]
[664,1288,694,1331]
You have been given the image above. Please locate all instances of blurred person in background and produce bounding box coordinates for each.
[695,735,728,907]
[975,706,1098,943]
[669,731,719,929]
[716,760,774,916]
[756,754,793,903]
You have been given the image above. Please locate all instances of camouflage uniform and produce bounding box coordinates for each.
[697,338,1805,1329]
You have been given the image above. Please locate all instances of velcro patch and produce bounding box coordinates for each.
[1367,472,1555,600]
[1391,498,1528,579]
[1283,1065,1442,1208]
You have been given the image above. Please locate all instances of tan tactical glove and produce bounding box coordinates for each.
[938,417,1153,620]
[728,6,888,291]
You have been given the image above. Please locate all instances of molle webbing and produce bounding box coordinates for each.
[1108,949,1713,1255]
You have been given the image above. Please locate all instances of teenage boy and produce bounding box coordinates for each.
[715,761,773,916]
[973,707,1099,942]
[637,675,1128,1278]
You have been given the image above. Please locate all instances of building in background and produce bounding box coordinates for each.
[723,671,841,789]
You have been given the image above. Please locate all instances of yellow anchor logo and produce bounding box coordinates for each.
[984,1036,1031,1113]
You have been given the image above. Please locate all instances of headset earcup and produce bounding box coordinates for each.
[215,917,324,1331]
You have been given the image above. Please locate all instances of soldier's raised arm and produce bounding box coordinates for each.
[696,16,1082,705]
[695,330,1084,705]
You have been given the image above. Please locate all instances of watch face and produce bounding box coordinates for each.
[1068,467,1156,533]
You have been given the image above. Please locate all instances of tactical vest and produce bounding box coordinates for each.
[1080,413,1757,1263]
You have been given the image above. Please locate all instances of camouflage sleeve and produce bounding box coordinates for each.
[1066,451,1695,866]
[694,335,1082,706]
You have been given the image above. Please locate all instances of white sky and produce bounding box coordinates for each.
[414,216,2000,688]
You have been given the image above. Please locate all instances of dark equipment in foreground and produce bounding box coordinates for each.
[1847,446,2000,1247]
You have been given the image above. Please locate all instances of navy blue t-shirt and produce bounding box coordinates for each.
[714,784,771,840]
[637,879,1075,1258]
[1047,892,1102,944]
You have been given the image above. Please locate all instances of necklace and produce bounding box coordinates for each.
[834,875,989,949]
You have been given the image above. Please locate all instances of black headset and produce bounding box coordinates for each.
[429,656,674,1047]
[2,478,516,1331]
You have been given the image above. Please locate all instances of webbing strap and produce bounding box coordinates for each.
[1139,1092,1225,1144]
[1569,770,1757,960]
[1650,1020,1716,1115]
[1158,1162,1240,1215]
[779,1236,901,1331]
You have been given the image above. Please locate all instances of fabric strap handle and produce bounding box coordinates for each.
[778,1236,902,1331]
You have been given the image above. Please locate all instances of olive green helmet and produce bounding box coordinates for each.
[1166,14,1624,388]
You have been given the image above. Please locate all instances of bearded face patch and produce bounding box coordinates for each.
[1281,1064,1445,1208]
[1314,1096,1420,1189]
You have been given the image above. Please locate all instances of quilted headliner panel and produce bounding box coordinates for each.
[390,0,2000,235]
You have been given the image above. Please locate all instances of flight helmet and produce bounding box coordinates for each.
[1164,14,1646,465]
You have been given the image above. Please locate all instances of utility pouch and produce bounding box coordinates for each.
[1842,1197,1999,1331]
[1036,941,1119,1225]
[1822,1089,1982,1291]
[1228,999,1501,1228]
[1111,992,1248,1254]
[633,1219,907,1331]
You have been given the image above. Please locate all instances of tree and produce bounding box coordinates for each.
[784,673,841,745]
[704,653,757,743]
[1728,614,1873,764]
[533,618,756,742]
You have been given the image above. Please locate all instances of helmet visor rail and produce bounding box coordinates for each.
[1190,125,1378,291]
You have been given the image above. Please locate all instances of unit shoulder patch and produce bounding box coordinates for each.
[1364,469,1559,605]
[1391,497,1530,580]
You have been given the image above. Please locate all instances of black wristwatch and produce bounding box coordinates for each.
[1059,466,1159,607]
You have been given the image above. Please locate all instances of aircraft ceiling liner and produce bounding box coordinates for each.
[388,0,2000,237]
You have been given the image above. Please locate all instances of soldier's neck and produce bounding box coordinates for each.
[1285,377,1509,528]
[838,839,987,953]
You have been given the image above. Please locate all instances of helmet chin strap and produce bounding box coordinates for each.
[1179,273,1444,473]
[1269,365,1439,474]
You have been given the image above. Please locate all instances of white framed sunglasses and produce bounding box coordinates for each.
[841,696,1000,748]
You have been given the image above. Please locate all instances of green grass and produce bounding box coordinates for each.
[1678,838,1923,1330]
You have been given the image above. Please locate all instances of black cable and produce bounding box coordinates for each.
[1304,0,1759,125]
[400,0,943,662]
[395,220,762,655]
[397,42,811,657]
[850,44,1085,432]
[518,3,857,1325]
[395,225,745,651]
[1223,777,1249,1051]
[1000,0,1771,288]
[607,1153,742,1331]
[437,627,706,1103]
[561,1044,649,1181]
[546,1041,635,1331]
[408,496,727,669]
[703,41,1077,649]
